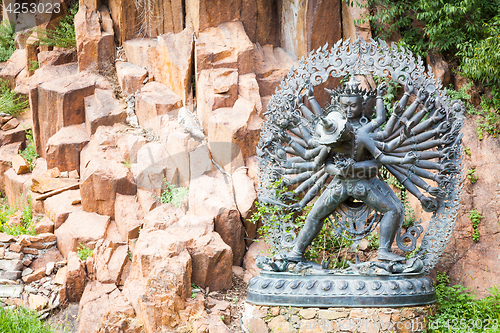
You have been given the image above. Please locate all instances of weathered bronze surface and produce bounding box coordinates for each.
[249,38,464,307]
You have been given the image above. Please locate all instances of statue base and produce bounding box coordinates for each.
[247,271,435,308]
[241,302,435,333]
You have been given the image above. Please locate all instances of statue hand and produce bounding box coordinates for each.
[279,130,292,143]
[393,103,404,116]
[417,88,429,102]
[437,121,450,134]
[432,107,446,122]
[428,187,446,199]
[403,152,417,164]
[425,96,436,109]
[377,81,389,96]
[420,196,438,212]
[404,79,415,95]
[441,133,455,145]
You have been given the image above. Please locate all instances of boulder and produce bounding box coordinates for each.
[238,73,263,114]
[188,172,245,265]
[77,282,132,333]
[115,61,148,95]
[35,73,97,157]
[189,143,213,181]
[92,240,128,284]
[122,228,192,331]
[254,44,297,97]
[37,48,77,68]
[0,142,23,193]
[43,189,83,229]
[195,21,255,76]
[105,220,125,244]
[136,188,159,215]
[29,247,64,271]
[115,131,147,164]
[135,82,182,130]
[54,210,110,258]
[1,118,19,131]
[243,240,272,281]
[3,168,31,208]
[0,120,26,146]
[94,288,139,333]
[143,203,183,231]
[80,126,137,218]
[155,27,194,105]
[176,216,233,291]
[122,38,158,73]
[66,251,87,302]
[30,177,79,194]
[75,5,115,72]
[84,89,127,136]
[27,63,78,154]
[207,97,263,173]
[11,155,30,175]
[35,216,54,234]
[232,168,258,245]
[114,194,144,240]
[130,141,171,191]
[196,68,238,129]
[45,123,89,173]
[163,128,192,187]
[0,49,26,88]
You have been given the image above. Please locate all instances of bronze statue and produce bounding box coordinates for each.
[277,76,454,263]
[248,39,463,307]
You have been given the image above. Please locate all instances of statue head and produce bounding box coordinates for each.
[326,76,376,121]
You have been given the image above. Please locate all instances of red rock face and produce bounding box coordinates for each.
[435,117,500,297]
[45,124,89,173]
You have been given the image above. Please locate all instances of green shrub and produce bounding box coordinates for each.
[0,305,53,333]
[0,79,29,116]
[35,2,78,49]
[458,16,500,84]
[469,210,483,242]
[0,197,15,226]
[0,198,37,236]
[160,178,189,208]
[0,20,15,62]
[19,129,39,171]
[428,272,500,332]
[77,243,93,261]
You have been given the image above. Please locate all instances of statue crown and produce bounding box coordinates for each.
[326,76,376,99]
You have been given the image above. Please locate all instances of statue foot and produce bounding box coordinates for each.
[281,250,305,263]
[377,249,406,262]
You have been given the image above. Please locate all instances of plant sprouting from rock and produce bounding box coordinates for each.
[0,79,29,116]
[160,178,189,208]
[19,129,39,171]
[77,243,93,261]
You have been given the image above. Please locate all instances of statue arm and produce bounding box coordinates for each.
[373,82,388,126]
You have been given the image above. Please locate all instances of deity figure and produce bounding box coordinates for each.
[264,76,460,266]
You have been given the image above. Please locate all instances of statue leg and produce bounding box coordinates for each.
[363,178,405,262]
[285,183,348,262]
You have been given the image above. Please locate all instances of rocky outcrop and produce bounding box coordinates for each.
[75,5,115,72]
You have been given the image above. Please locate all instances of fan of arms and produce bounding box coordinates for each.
[270,77,462,213]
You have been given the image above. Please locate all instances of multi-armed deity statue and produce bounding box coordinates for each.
[248,38,464,307]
